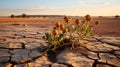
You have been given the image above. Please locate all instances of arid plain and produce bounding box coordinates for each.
[0,17,120,67]
[0,17,120,37]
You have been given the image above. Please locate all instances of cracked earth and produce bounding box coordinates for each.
[0,18,120,67]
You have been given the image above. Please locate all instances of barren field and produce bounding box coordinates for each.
[0,17,120,67]
[0,17,120,37]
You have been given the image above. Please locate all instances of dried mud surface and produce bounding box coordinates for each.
[0,17,120,67]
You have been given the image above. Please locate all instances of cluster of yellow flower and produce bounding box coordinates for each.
[75,18,81,25]
[64,16,72,23]
[52,22,68,37]
[84,15,92,22]
[52,14,92,37]
[44,14,94,50]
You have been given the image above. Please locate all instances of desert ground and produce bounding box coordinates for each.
[0,17,120,37]
[0,17,120,67]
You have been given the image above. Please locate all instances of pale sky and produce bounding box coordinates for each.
[0,0,120,16]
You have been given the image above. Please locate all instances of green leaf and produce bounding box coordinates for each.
[45,33,52,42]
[58,33,64,41]
[74,25,80,32]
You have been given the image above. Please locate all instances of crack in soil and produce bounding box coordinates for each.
[92,60,98,67]
[1,37,120,67]
[94,37,120,47]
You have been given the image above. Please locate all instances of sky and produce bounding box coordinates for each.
[0,0,120,16]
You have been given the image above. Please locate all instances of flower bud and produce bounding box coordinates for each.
[66,17,72,23]
[64,16,72,23]
[60,23,65,30]
[53,29,59,36]
[56,22,60,28]
[75,18,81,25]
[62,28,68,33]
[84,15,92,21]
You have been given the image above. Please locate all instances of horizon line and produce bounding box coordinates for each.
[0,14,119,17]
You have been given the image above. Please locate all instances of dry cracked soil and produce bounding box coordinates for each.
[0,17,120,67]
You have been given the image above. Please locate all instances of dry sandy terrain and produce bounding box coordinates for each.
[92,17,120,37]
[0,17,120,67]
[0,17,120,37]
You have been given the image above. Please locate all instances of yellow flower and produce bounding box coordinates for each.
[62,28,68,33]
[84,15,92,21]
[64,16,72,23]
[56,22,60,28]
[75,18,81,25]
[53,29,59,36]
[60,23,65,30]
[67,17,72,23]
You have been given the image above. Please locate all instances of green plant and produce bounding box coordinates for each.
[43,15,94,50]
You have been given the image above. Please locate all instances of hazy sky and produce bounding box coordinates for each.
[0,0,120,16]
